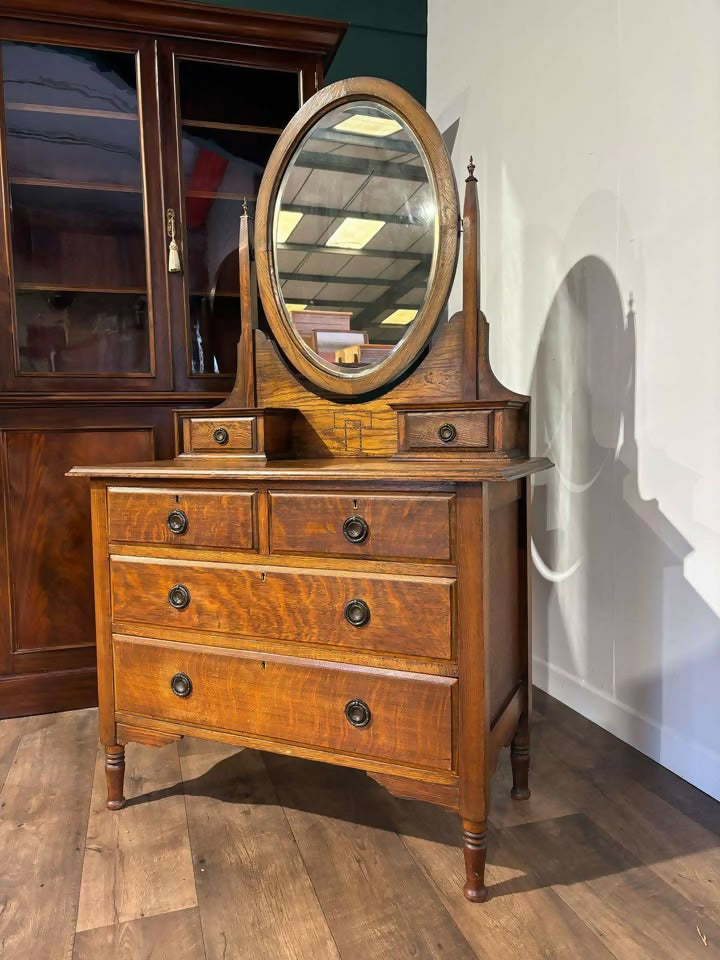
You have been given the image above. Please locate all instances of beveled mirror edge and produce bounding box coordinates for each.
[255,76,459,398]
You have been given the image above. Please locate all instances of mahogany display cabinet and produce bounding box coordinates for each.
[0,0,346,717]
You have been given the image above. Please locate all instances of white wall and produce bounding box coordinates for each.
[428,0,720,798]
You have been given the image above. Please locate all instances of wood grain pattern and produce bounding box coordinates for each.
[2,691,717,957]
[269,490,454,562]
[76,740,197,932]
[73,907,206,960]
[186,417,256,453]
[255,318,466,458]
[110,556,454,660]
[404,409,491,450]
[113,635,456,771]
[4,428,153,655]
[0,709,97,960]
[108,487,257,550]
[264,753,479,960]
[179,745,340,960]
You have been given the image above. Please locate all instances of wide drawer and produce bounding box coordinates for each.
[113,635,455,771]
[269,491,454,562]
[110,557,454,661]
[107,488,256,550]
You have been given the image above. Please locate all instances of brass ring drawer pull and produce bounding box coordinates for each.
[213,427,229,445]
[345,699,371,728]
[343,515,368,544]
[168,583,191,610]
[166,509,188,535]
[344,598,370,627]
[438,422,457,443]
[170,672,192,698]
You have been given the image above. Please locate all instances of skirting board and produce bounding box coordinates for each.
[533,657,720,802]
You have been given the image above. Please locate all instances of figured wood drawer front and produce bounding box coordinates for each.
[107,488,256,550]
[188,417,256,453]
[269,492,453,562]
[405,411,490,450]
[113,636,455,770]
[110,558,454,661]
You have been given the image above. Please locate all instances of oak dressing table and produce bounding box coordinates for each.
[72,78,552,902]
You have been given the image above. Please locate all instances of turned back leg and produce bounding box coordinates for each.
[105,744,126,810]
[510,721,531,800]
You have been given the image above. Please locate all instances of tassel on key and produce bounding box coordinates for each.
[166,207,182,273]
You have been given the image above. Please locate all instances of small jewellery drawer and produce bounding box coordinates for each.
[107,488,256,550]
[269,491,454,562]
[110,557,454,660]
[403,410,490,451]
[113,636,455,771]
[186,417,256,453]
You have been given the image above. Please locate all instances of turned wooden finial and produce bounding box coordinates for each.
[242,195,249,216]
[462,154,480,399]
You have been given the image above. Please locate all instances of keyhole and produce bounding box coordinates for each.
[353,498,358,510]
[260,571,266,582]
[175,495,179,504]
[260,661,266,670]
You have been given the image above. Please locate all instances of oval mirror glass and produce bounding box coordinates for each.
[272,100,437,373]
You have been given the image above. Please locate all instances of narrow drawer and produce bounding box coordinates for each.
[113,635,455,771]
[269,491,454,562]
[187,417,256,453]
[404,410,491,450]
[110,557,454,661]
[107,488,256,550]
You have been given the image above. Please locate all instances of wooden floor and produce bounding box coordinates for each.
[1,689,718,960]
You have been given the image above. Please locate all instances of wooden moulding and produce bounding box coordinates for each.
[391,400,529,460]
[174,406,296,461]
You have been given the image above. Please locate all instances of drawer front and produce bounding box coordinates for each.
[404,410,491,450]
[188,417,256,453]
[111,558,454,660]
[107,488,256,550]
[113,636,455,770]
[269,491,453,562]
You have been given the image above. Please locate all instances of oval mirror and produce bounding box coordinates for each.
[255,78,458,397]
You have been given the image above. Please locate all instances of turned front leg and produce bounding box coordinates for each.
[511,719,531,800]
[462,819,488,902]
[105,744,126,810]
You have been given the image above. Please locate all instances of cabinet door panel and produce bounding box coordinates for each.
[3,426,153,661]
[0,28,170,389]
[160,40,311,390]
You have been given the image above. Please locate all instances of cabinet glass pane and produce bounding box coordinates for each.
[177,59,299,374]
[2,41,151,374]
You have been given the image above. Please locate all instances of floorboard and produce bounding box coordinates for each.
[0,709,97,960]
[179,743,340,960]
[0,690,717,960]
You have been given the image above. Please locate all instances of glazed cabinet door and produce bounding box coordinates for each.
[158,39,317,392]
[0,22,171,391]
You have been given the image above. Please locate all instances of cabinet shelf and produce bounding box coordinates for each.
[5,102,137,121]
[183,119,281,136]
[9,177,141,193]
[16,283,147,294]
[185,190,256,201]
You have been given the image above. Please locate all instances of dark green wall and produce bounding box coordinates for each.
[187,0,427,103]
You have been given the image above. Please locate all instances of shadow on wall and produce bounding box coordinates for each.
[530,256,720,794]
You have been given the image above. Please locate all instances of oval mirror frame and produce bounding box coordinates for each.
[255,77,459,398]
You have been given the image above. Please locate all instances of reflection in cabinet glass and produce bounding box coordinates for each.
[1,41,151,374]
[175,58,300,375]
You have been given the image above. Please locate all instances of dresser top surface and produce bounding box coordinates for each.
[69,456,553,484]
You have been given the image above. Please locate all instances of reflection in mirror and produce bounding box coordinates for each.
[273,101,436,371]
